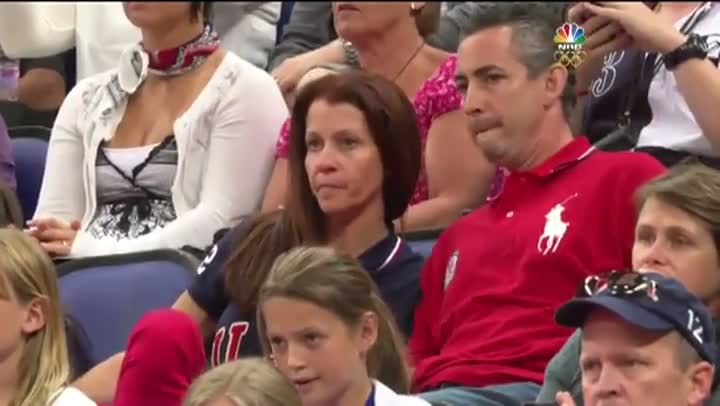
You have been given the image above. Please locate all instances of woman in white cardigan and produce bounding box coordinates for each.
[0,2,281,79]
[26,2,288,258]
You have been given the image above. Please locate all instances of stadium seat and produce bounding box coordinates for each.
[403,229,442,259]
[9,129,50,222]
[8,125,51,140]
[57,249,199,368]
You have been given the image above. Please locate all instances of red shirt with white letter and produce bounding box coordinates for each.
[409,137,666,392]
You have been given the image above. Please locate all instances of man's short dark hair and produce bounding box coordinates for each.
[460,2,575,119]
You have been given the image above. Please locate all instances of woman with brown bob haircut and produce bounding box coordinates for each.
[263,1,498,234]
[71,70,427,404]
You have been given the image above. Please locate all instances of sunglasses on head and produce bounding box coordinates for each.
[578,270,659,302]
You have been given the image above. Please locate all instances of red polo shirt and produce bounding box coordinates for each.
[409,137,666,392]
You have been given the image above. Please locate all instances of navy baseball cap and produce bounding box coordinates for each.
[556,271,716,365]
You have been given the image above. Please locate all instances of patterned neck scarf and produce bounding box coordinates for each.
[146,24,220,76]
[118,24,220,94]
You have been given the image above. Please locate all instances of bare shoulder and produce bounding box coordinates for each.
[421,46,452,71]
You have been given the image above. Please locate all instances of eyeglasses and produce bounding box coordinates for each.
[578,270,659,302]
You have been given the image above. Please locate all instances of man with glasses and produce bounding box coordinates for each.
[553,271,716,406]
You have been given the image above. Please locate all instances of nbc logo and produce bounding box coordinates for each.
[554,23,586,51]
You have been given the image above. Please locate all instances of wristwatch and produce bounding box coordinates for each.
[663,33,709,71]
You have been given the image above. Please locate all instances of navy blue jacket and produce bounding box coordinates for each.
[188,225,424,367]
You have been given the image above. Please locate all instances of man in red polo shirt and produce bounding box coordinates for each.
[410,3,666,406]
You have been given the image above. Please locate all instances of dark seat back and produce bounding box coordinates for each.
[9,128,50,221]
[57,249,198,368]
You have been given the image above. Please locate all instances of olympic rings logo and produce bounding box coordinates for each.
[554,50,587,70]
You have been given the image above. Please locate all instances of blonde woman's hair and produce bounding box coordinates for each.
[0,228,70,406]
[183,357,301,406]
[257,246,411,393]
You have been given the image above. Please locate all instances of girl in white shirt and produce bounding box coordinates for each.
[26,2,288,258]
[257,246,430,406]
[0,228,94,406]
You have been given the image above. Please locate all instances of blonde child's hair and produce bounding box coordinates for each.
[0,228,70,406]
[183,357,301,406]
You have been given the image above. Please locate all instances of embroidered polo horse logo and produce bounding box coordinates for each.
[537,193,578,255]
